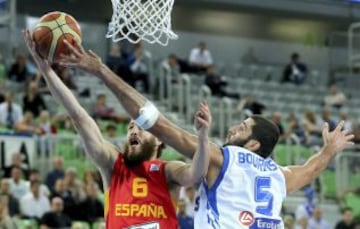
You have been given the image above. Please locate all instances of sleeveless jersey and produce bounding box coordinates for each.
[194,146,286,229]
[106,155,178,229]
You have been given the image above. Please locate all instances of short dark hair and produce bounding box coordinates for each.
[291,53,299,60]
[341,207,353,214]
[250,115,280,158]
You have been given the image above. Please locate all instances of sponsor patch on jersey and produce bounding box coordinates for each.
[239,211,255,226]
[249,217,282,229]
[149,164,160,172]
[127,221,159,229]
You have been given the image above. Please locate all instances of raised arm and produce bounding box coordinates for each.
[282,121,354,193]
[23,30,117,176]
[165,102,211,186]
[60,41,223,166]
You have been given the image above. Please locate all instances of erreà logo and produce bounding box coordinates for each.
[239,211,255,226]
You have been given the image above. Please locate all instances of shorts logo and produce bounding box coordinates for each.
[239,211,255,226]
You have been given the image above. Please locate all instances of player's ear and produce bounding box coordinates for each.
[246,139,260,152]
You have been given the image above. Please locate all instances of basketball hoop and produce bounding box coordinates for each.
[106,0,178,46]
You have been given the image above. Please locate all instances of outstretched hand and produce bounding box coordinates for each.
[22,29,50,72]
[59,39,103,75]
[322,121,354,154]
[194,102,212,136]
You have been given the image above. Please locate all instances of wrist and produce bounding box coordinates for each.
[96,63,109,77]
[320,145,336,158]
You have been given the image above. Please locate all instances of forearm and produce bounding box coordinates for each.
[303,147,334,179]
[285,146,334,192]
[97,64,146,117]
[189,134,210,181]
[41,68,87,121]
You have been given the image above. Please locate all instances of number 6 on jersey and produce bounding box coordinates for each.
[132,178,148,197]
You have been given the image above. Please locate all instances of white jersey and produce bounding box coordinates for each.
[194,146,286,229]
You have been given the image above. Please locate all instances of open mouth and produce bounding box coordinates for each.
[129,139,140,146]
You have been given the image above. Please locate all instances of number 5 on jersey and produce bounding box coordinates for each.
[132,178,148,197]
[254,176,273,216]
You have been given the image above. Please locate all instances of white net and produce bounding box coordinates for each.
[106,0,178,46]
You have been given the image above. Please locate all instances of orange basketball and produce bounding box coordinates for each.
[32,11,82,63]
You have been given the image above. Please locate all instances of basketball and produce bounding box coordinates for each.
[32,11,82,63]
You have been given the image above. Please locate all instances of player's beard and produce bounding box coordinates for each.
[123,138,156,167]
[223,136,251,148]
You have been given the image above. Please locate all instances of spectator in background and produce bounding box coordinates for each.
[338,111,352,132]
[20,180,50,221]
[3,153,29,179]
[0,180,20,217]
[324,84,347,109]
[189,41,213,72]
[38,110,57,135]
[54,66,77,91]
[127,42,151,93]
[271,112,285,142]
[105,123,123,148]
[76,184,104,224]
[177,199,193,229]
[321,108,336,131]
[14,111,42,135]
[282,53,307,85]
[285,113,307,145]
[64,168,85,203]
[25,169,50,197]
[295,187,317,221]
[92,94,129,123]
[9,166,28,200]
[8,54,29,83]
[283,214,296,229]
[22,81,47,117]
[161,54,181,81]
[307,206,330,229]
[335,207,355,229]
[49,178,76,219]
[106,43,132,84]
[40,197,72,229]
[0,195,18,229]
[45,156,65,193]
[303,110,322,146]
[352,124,360,146]
[0,92,23,129]
[296,217,309,229]
[204,65,240,99]
[236,95,266,116]
[106,43,125,73]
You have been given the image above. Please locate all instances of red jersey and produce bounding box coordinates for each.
[106,154,178,229]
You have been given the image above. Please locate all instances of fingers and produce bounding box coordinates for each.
[88,49,100,59]
[63,39,82,58]
[346,134,355,141]
[322,122,329,136]
[195,116,209,128]
[335,120,345,132]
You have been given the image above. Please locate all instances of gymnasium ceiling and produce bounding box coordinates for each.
[17,0,360,23]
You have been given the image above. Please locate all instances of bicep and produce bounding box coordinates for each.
[281,165,312,193]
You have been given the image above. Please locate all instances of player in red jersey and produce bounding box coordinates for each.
[23,30,212,229]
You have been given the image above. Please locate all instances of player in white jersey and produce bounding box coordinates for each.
[59,40,354,229]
